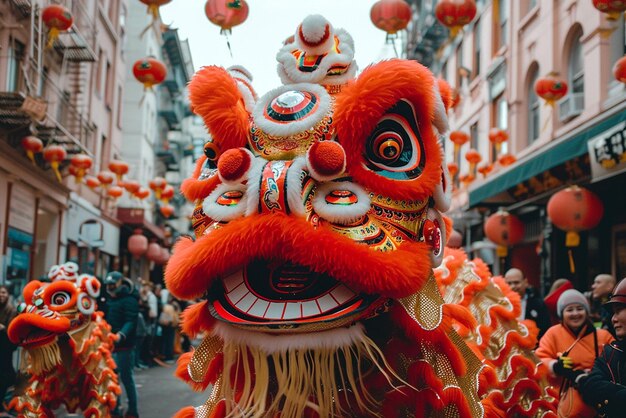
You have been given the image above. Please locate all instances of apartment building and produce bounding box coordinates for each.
[405,0,626,292]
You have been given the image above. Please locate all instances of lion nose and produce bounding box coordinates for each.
[256,160,296,215]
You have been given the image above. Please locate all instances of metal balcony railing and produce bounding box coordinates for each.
[9,0,32,19]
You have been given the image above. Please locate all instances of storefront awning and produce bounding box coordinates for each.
[469,108,626,207]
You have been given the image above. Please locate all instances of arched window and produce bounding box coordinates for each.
[568,29,584,95]
[527,66,539,143]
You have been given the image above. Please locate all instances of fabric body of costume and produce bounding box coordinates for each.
[524,287,552,339]
[579,339,626,417]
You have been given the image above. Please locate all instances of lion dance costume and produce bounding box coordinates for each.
[7,262,120,417]
[168,15,556,417]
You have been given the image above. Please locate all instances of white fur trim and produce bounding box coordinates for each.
[305,143,346,182]
[432,146,452,212]
[80,274,101,298]
[244,157,268,216]
[227,65,253,82]
[312,181,370,225]
[212,321,367,353]
[432,82,449,134]
[286,157,307,217]
[425,208,446,268]
[276,28,357,86]
[202,183,247,222]
[296,15,335,56]
[76,292,96,316]
[252,83,331,138]
[218,148,255,185]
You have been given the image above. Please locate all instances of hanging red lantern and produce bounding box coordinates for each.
[43,144,66,182]
[488,128,509,155]
[547,185,604,272]
[132,57,167,90]
[85,176,101,190]
[159,247,171,265]
[128,229,149,259]
[370,0,412,39]
[477,163,493,178]
[534,73,568,106]
[449,130,469,163]
[613,55,626,83]
[465,148,482,175]
[459,173,475,186]
[108,160,129,182]
[69,154,93,184]
[107,185,124,200]
[447,162,459,178]
[146,242,162,262]
[149,177,167,199]
[42,4,73,48]
[21,136,43,165]
[134,187,151,200]
[160,184,175,203]
[484,210,524,257]
[123,180,141,195]
[450,88,462,109]
[447,229,463,248]
[435,0,478,37]
[205,0,249,35]
[498,154,517,167]
[592,0,626,20]
[139,0,171,19]
[97,171,116,188]
[160,204,175,218]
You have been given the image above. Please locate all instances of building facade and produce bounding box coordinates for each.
[405,0,626,292]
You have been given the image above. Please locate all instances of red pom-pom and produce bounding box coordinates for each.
[217,148,252,182]
[307,141,346,181]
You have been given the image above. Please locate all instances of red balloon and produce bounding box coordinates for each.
[547,186,604,233]
[370,0,412,35]
[205,0,249,33]
[484,210,524,247]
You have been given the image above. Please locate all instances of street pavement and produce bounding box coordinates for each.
[54,360,209,418]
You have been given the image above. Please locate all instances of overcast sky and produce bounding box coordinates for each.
[160,0,398,96]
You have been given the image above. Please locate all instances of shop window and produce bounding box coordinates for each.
[493,0,508,53]
[6,38,25,92]
[491,93,509,161]
[527,66,540,144]
[472,19,481,80]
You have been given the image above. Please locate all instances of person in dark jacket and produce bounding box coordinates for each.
[579,278,626,417]
[0,285,17,415]
[505,268,551,339]
[103,272,139,418]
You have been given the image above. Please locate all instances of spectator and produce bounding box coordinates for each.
[159,296,179,364]
[504,267,551,339]
[0,285,17,415]
[544,279,574,325]
[536,289,613,417]
[138,282,157,367]
[589,274,616,332]
[103,272,140,418]
[579,278,626,417]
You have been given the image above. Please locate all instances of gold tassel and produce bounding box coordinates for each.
[23,339,62,375]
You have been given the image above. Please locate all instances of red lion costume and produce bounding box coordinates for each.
[168,15,554,417]
[7,262,120,418]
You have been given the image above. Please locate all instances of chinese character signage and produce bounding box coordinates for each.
[588,121,626,182]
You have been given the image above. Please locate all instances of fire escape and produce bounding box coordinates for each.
[0,0,97,162]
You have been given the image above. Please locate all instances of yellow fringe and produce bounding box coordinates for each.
[219,332,400,418]
[22,339,62,375]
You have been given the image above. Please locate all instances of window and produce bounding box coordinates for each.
[609,16,626,76]
[105,61,113,108]
[116,85,123,129]
[568,30,584,94]
[494,0,508,52]
[472,20,481,79]
[470,122,479,149]
[100,135,108,171]
[95,49,103,96]
[37,67,49,98]
[6,38,25,92]
[527,68,540,144]
[119,4,127,59]
[456,41,464,88]
[491,94,508,161]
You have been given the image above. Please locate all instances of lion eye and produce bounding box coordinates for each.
[50,291,71,306]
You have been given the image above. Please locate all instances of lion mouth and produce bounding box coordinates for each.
[209,259,383,330]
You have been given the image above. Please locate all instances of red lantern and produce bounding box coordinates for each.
[447,229,463,248]
[484,210,524,257]
[132,58,167,90]
[459,173,475,186]
[134,187,151,200]
[107,185,124,200]
[613,55,626,84]
[370,0,412,37]
[592,0,626,20]
[149,177,167,199]
[139,0,171,19]
[69,154,93,183]
[21,136,43,165]
[205,0,249,34]
[449,130,469,162]
[498,154,516,167]
[128,229,149,259]
[435,0,477,37]
[42,4,73,48]
[451,88,462,109]
[160,184,175,203]
[124,180,141,195]
[477,163,493,178]
[447,162,459,178]
[159,247,171,265]
[43,145,66,182]
[160,204,175,218]
[108,160,129,182]
[534,73,568,106]
[97,171,116,188]
[85,176,101,190]
[488,128,509,155]
[146,242,162,262]
[465,148,482,175]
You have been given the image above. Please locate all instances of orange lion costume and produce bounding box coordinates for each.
[7,262,120,418]
[167,15,554,418]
